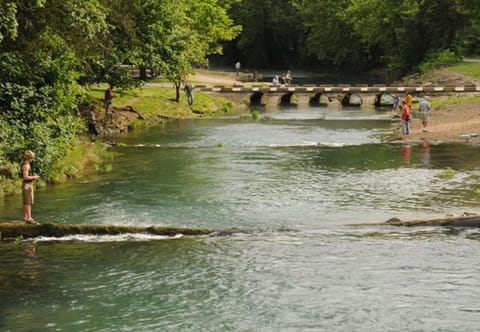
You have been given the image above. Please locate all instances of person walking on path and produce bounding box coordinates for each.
[235,61,241,76]
[21,150,40,224]
[104,84,115,114]
[418,97,431,132]
[401,100,411,135]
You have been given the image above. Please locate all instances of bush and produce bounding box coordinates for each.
[419,49,462,74]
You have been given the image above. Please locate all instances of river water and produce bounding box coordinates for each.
[1,105,480,331]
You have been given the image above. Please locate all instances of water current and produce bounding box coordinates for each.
[1,105,480,331]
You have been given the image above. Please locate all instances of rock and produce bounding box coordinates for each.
[0,222,215,240]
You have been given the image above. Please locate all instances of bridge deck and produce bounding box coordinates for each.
[196,84,480,94]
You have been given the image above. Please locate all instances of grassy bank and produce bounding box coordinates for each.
[88,83,235,121]
[449,60,480,81]
[0,82,236,198]
[0,139,111,198]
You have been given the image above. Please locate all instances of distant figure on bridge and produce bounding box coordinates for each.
[235,61,241,76]
[272,75,280,84]
[418,97,431,132]
[184,84,194,107]
[285,70,292,85]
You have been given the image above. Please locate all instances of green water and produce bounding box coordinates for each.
[1,106,480,331]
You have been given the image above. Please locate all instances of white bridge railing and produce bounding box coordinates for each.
[196,85,480,94]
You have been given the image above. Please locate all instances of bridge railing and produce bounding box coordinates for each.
[195,84,480,93]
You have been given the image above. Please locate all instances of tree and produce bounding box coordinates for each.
[0,0,108,176]
[134,0,240,101]
[223,0,303,68]
[301,0,370,68]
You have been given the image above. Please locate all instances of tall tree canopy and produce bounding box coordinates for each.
[222,0,480,71]
[0,0,240,175]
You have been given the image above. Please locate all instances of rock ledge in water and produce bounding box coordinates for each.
[0,221,214,240]
[353,213,480,228]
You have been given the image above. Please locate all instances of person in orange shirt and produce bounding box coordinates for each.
[405,91,413,108]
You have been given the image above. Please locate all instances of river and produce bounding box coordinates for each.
[1,104,480,331]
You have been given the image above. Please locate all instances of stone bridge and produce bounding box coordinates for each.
[195,84,480,108]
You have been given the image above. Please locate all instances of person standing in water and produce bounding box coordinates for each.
[21,150,40,224]
[401,100,411,135]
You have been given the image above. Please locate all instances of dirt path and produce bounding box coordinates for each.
[191,71,239,85]
[395,99,480,143]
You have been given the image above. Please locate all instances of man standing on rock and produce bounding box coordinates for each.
[418,97,431,132]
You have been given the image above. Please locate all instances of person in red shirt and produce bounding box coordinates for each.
[401,100,410,135]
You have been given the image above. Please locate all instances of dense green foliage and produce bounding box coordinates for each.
[222,0,480,72]
[0,0,239,182]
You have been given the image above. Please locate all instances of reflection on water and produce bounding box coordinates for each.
[2,106,480,330]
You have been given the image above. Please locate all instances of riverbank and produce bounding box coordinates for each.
[402,97,480,143]
[390,66,480,143]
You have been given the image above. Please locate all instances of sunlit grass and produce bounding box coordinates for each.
[449,60,480,80]
[87,84,233,119]
[432,95,480,108]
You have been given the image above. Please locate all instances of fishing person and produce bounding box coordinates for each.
[21,150,40,224]
[104,84,115,114]
[88,105,99,140]
[184,83,194,107]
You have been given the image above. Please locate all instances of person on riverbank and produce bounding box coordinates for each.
[418,97,431,132]
[184,84,194,106]
[88,106,98,140]
[405,91,413,109]
[104,84,115,113]
[393,94,400,112]
[401,100,411,135]
[21,150,40,224]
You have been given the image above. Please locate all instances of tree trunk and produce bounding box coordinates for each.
[139,66,147,81]
[175,81,181,102]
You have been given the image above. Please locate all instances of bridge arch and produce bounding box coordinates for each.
[341,93,362,107]
[309,92,329,107]
[250,92,264,107]
[279,92,296,107]
[374,93,394,108]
